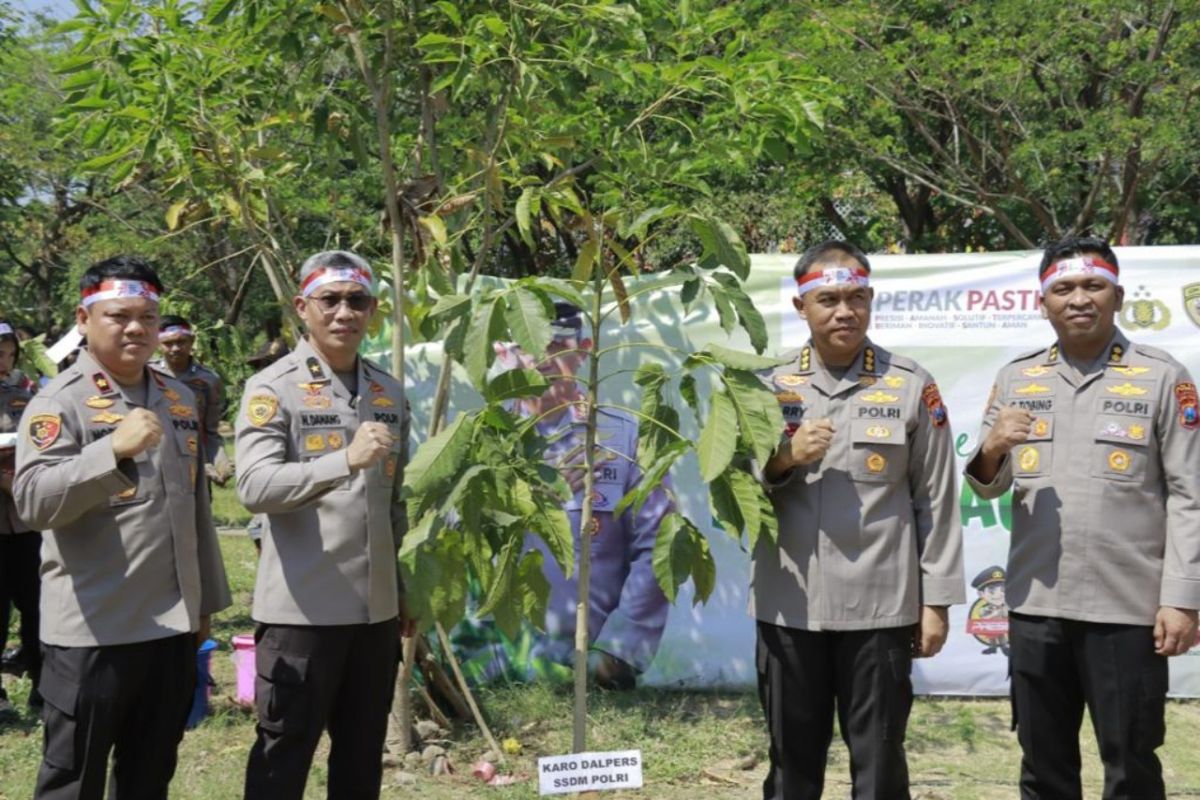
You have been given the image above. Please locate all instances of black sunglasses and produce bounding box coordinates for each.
[307,293,373,312]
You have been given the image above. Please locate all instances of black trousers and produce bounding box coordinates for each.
[34,633,197,800]
[0,530,42,674]
[244,618,401,800]
[756,621,913,800]
[1009,613,1167,800]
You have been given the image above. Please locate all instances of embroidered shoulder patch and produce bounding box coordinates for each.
[28,413,62,450]
[246,394,279,427]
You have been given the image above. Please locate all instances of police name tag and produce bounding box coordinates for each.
[538,750,644,795]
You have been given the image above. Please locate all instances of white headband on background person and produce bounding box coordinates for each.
[159,323,194,341]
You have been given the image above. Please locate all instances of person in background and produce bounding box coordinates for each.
[458,303,673,689]
[151,314,225,464]
[0,320,40,714]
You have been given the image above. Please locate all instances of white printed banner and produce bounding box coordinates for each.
[370,246,1200,696]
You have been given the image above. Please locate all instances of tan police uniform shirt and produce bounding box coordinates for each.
[13,348,231,646]
[235,336,408,626]
[965,331,1200,625]
[751,340,966,630]
[151,358,224,464]
[1,375,34,534]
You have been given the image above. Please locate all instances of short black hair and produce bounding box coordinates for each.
[79,255,165,295]
[1038,236,1118,276]
[160,314,190,329]
[792,240,871,281]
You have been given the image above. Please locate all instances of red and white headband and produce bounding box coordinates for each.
[1040,256,1119,293]
[796,266,870,298]
[81,280,160,307]
[300,266,374,297]
[159,323,194,341]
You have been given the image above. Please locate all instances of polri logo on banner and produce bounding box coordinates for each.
[538,750,644,795]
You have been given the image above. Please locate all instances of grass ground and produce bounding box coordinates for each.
[5,531,1200,798]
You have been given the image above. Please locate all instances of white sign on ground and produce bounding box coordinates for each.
[538,750,644,795]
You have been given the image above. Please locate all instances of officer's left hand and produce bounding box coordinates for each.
[913,605,949,658]
[1154,606,1199,656]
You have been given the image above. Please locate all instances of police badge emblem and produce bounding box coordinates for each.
[1184,283,1200,329]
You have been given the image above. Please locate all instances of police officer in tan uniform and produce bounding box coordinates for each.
[755,241,965,800]
[236,250,410,800]
[0,321,40,711]
[14,256,231,800]
[965,237,1200,800]
[151,314,225,464]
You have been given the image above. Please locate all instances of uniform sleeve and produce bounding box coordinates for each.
[234,380,352,514]
[963,379,1014,500]
[906,377,966,606]
[1157,364,1200,610]
[192,441,232,616]
[592,425,673,673]
[13,394,135,530]
[204,374,224,465]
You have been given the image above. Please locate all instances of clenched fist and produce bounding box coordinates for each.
[346,421,393,471]
[788,418,835,467]
[982,406,1034,461]
[110,409,164,460]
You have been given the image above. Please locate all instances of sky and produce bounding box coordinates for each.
[11,0,77,20]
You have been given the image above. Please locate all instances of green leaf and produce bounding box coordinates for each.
[504,287,552,356]
[538,278,587,310]
[398,511,441,560]
[691,215,750,280]
[702,343,790,371]
[484,368,549,402]
[432,0,462,26]
[728,470,763,545]
[515,187,537,247]
[679,374,700,418]
[518,551,551,629]
[476,534,521,618]
[204,0,237,25]
[78,145,132,171]
[419,215,448,247]
[404,413,473,497]
[427,293,470,320]
[530,501,573,576]
[680,277,701,308]
[572,238,598,282]
[653,514,715,604]
[60,69,102,90]
[707,474,744,540]
[165,199,188,231]
[54,54,97,75]
[415,32,457,48]
[710,285,737,335]
[711,273,769,354]
[697,390,738,481]
[463,296,501,390]
[621,204,677,239]
[724,368,786,468]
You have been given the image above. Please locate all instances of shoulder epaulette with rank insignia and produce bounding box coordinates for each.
[798,345,813,374]
[861,346,877,375]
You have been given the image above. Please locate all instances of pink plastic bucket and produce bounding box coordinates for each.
[232,634,256,706]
